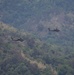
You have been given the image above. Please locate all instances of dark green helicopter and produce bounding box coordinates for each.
[11,37,24,42]
[48,28,60,32]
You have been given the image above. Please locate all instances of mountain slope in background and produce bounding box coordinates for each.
[0,0,74,46]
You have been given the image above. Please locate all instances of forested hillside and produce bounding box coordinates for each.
[0,0,74,75]
[0,22,74,75]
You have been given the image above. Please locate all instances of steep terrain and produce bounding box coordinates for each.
[0,22,56,75]
[0,0,74,75]
[0,22,74,75]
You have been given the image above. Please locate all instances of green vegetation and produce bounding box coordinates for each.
[0,22,74,75]
[0,0,74,75]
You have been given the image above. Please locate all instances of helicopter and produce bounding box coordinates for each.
[11,37,24,42]
[48,28,60,32]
